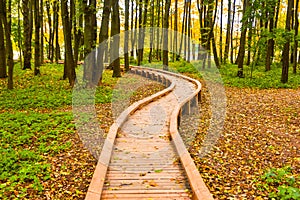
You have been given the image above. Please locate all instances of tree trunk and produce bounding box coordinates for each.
[149,0,155,63]
[124,0,130,71]
[230,0,236,64]
[34,0,41,75]
[73,2,83,66]
[179,1,187,60]
[61,0,76,86]
[224,0,231,64]
[53,0,60,62]
[173,0,178,61]
[130,0,135,57]
[0,0,14,89]
[137,0,149,65]
[0,15,6,78]
[97,0,111,85]
[219,0,223,63]
[162,0,171,70]
[17,0,23,68]
[40,0,44,64]
[236,0,248,78]
[187,1,192,62]
[46,0,53,61]
[265,2,275,72]
[293,0,299,74]
[111,0,121,77]
[22,0,33,70]
[281,0,293,83]
[156,0,161,60]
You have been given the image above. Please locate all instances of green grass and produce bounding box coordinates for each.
[219,63,300,89]
[0,63,116,110]
[0,111,74,198]
[142,60,300,89]
[0,63,118,198]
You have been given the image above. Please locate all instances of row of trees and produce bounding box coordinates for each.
[0,0,299,89]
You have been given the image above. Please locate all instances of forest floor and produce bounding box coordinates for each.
[0,63,299,199]
[191,85,300,199]
[49,81,299,199]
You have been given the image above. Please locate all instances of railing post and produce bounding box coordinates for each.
[190,96,198,114]
[142,71,146,77]
[162,77,166,86]
[158,75,162,83]
[178,109,181,127]
[197,91,201,102]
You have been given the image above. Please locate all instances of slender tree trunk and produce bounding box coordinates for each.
[111,0,121,77]
[236,0,248,78]
[163,0,171,70]
[179,1,187,60]
[40,0,44,64]
[137,0,149,65]
[97,0,111,85]
[246,18,253,66]
[46,0,53,61]
[149,0,155,63]
[130,0,135,57]
[281,0,293,83]
[224,0,231,64]
[0,0,14,89]
[293,0,299,74]
[0,15,6,78]
[124,0,130,71]
[61,0,76,86]
[173,0,178,61]
[34,0,41,75]
[219,0,223,63]
[209,0,220,68]
[22,0,33,70]
[54,0,60,62]
[17,0,23,68]
[230,0,236,64]
[187,1,192,62]
[73,1,83,65]
[156,0,161,60]
[265,0,276,71]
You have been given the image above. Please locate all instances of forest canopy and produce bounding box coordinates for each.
[0,0,299,89]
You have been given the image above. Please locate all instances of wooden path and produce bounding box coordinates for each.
[85,67,213,200]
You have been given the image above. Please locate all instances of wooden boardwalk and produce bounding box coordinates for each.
[85,67,213,200]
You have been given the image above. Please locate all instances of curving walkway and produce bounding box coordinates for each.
[85,67,213,200]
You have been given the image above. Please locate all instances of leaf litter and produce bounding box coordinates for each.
[190,85,300,199]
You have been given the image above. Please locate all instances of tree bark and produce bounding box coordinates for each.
[265,0,277,71]
[149,0,155,63]
[34,0,41,75]
[111,0,121,77]
[61,0,76,86]
[40,0,44,64]
[236,0,248,78]
[22,0,33,70]
[97,0,111,85]
[137,0,149,65]
[224,0,231,64]
[230,0,236,64]
[281,0,293,83]
[0,0,14,89]
[0,15,6,78]
[54,0,61,62]
[293,0,299,74]
[162,0,171,70]
[219,0,223,63]
[124,0,130,71]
